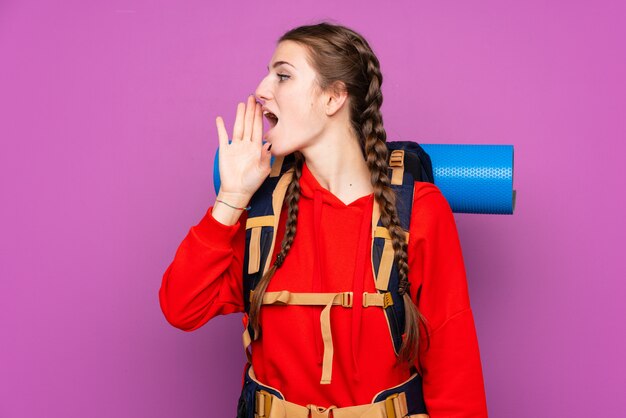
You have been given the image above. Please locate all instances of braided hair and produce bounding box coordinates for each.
[249,21,430,368]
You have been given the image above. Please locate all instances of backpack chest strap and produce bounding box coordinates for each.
[242,289,392,385]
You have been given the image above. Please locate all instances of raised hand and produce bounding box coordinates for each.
[215,94,272,199]
[211,95,272,225]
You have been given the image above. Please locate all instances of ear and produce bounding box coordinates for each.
[324,81,349,117]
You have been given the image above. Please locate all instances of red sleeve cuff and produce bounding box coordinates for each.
[418,308,488,417]
[191,205,245,248]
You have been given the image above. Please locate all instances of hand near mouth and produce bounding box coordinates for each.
[214,94,273,200]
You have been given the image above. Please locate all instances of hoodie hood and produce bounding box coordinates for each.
[299,159,375,383]
[299,159,374,208]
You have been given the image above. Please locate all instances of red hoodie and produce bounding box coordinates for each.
[159,159,488,417]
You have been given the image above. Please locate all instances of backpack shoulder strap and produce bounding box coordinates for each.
[241,153,296,352]
[371,141,434,355]
[386,140,435,184]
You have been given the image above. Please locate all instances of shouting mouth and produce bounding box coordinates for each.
[263,110,279,127]
[263,110,279,139]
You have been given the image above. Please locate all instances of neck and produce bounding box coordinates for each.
[300,128,374,201]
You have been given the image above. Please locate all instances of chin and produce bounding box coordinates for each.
[268,132,308,159]
[268,141,296,158]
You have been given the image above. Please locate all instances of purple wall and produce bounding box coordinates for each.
[1,1,625,417]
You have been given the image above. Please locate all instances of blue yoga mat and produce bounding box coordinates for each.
[213,142,515,215]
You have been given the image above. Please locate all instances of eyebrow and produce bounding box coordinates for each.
[267,61,296,71]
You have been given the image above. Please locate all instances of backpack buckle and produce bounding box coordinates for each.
[362,292,394,308]
[384,393,399,418]
[255,389,273,417]
[383,292,394,308]
[384,392,408,418]
[362,291,371,308]
[341,292,353,307]
[389,150,404,167]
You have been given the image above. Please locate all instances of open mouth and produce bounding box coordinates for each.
[263,111,279,128]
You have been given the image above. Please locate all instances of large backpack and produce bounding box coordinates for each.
[239,140,435,376]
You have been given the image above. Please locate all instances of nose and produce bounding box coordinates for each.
[254,74,272,103]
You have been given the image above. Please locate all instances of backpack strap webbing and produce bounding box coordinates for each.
[242,164,295,363]
[372,145,422,356]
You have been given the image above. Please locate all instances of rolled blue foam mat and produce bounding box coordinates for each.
[213,142,515,215]
[420,144,515,214]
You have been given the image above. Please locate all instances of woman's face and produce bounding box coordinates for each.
[254,40,327,156]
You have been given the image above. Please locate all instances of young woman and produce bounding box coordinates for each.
[159,22,488,417]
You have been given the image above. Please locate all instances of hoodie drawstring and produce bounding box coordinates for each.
[350,194,374,383]
[311,188,373,384]
[312,190,324,366]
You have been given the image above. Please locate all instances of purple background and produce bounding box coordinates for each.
[1,1,625,417]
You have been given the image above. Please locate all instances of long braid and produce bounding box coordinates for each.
[351,34,430,366]
[256,21,431,372]
[248,152,304,339]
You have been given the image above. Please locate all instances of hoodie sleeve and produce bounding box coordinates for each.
[158,205,247,331]
[407,183,488,417]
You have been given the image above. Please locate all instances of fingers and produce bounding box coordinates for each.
[251,100,263,143]
[223,95,259,144]
[215,116,228,148]
[259,141,272,168]
[232,102,245,141]
[242,95,255,141]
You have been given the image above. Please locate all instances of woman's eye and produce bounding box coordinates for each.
[277,74,290,82]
